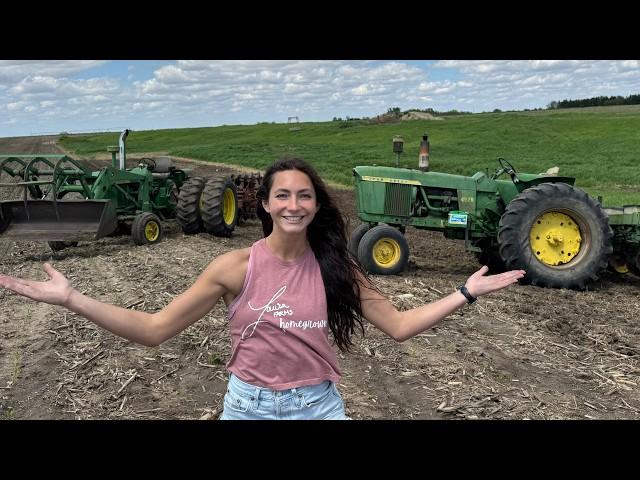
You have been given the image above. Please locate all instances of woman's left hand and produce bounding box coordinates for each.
[464,266,526,298]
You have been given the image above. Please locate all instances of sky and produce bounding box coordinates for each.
[1,60,639,138]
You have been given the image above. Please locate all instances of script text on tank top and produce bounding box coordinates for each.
[241,285,326,339]
[279,319,328,330]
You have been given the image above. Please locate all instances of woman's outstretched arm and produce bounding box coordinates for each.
[0,248,249,347]
[359,266,525,342]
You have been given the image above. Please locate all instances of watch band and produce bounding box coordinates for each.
[457,285,477,304]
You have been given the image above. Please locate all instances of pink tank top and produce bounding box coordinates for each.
[226,238,341,390]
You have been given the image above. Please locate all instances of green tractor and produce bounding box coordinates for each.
[351,149,640,290]
[0,130,239,249]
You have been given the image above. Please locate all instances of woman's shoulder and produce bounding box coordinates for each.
[214,246,252,267]
[202,246,252,294]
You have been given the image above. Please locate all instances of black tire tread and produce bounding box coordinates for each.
[132,212,163,246]
[348,224,371,258]
[498,182,613,290]
[176,177,206,234]
[628,252,640,278]
[357,225,410,275]
[201,176,238,237]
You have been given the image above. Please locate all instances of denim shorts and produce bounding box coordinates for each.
[219,373,350,420]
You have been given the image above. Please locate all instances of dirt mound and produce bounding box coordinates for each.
[401,111,444,121]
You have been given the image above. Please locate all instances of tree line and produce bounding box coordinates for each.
[547,94,640,109]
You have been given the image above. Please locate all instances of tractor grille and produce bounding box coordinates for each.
[384,183,412,217]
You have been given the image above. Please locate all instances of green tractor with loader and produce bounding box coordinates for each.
[0,130,245,249]
[350,136,640,290]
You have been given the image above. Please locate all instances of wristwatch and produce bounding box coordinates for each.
[457,285,477,304]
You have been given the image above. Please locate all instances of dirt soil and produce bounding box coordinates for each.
[1,136,640,420]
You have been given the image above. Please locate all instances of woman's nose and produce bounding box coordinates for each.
[287,197,299,210]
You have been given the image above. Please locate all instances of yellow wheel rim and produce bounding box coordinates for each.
[145,221,160,241]
[373,238,401,268]
[199,192,205,211]
[223,187,236,225]
[530,211,581,266]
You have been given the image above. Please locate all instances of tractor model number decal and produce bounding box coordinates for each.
[361,176,421,186]
[448,211,468,226]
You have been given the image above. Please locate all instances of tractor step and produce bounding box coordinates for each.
[0,199,118,241]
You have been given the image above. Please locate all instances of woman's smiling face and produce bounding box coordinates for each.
[262,169,319,234]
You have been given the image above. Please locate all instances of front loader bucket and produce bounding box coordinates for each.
[0,200,118,241]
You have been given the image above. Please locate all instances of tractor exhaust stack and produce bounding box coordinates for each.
[418,133,430,171]
[119,129,129,170]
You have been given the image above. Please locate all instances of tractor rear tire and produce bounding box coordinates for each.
[176,177,206,234]
[498,182,613,290]
[201,176,238,237]
[358,225,409,275]
[348,223,371,259]
[132,212,163,246]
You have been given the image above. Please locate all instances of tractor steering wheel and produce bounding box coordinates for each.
[498,157,517,175]
[492,157,518,180]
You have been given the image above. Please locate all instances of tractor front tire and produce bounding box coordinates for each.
[498,182,613,290]
[348,223,371,259]
[201,176,238,237]
[176,177,206,234]
[358,225,409,275]
[132,212,163,246]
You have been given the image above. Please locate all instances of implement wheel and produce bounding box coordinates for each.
[498,182,613,290]
[176,177,206,234]
[628,252,640,278]
[132,212,163,246]
[474,239,507,274]
[348,223,371,258]
[201,176,238,237]
[358,224,409,275]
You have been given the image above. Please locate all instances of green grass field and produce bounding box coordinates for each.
[59,105,640,207]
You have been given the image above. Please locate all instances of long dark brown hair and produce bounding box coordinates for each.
[256,157,370,351]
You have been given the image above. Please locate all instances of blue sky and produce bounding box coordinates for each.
[1,60,639,137]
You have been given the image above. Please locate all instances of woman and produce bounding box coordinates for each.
[0,158,525,420]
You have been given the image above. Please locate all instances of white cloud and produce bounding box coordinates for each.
[1,60,640,137]
[0,60,108,85]
[351,84,369,95]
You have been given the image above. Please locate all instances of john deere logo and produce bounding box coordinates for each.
[361,176,421,186]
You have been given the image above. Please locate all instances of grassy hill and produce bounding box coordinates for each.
[59,105,640,207]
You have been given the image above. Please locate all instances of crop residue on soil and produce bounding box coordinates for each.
[1,136,640,420]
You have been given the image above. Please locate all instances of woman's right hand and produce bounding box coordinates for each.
[0,263,74,306]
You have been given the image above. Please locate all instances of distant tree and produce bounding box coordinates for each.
[387,107,402,117]
[548,93,640,109]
